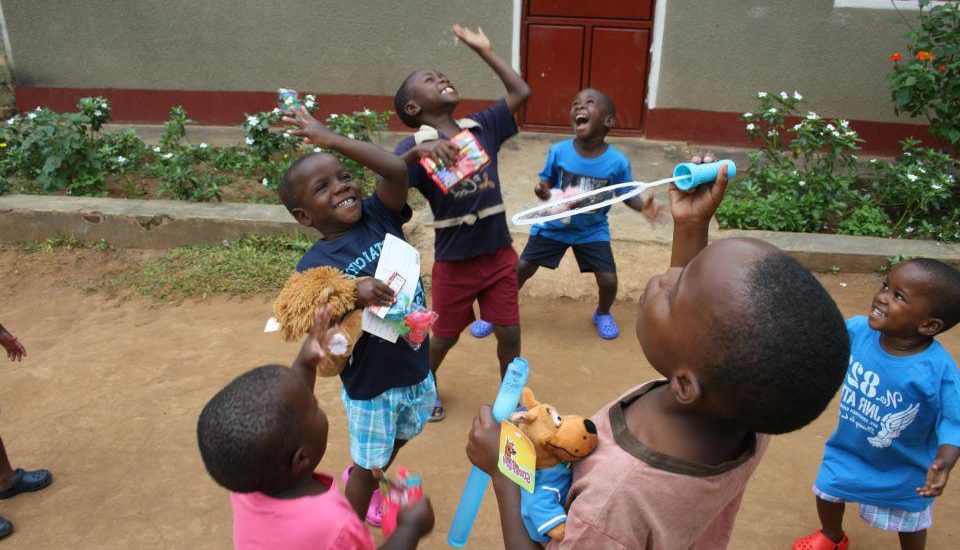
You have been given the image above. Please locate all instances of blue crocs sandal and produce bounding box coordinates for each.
[0,516,11,540]
[592,311,619,340]
[469,320,494,338]
[0,468,52,500]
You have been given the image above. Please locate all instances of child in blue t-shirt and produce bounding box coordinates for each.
[517,89,658,340]
[278,107,436,528]
[794,258,960,550]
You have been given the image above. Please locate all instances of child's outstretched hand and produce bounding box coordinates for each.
[294,305,335,369]
[282,106,340,149]
[453,24,491,52]
[466,405,501,475]
[356,278,396,308]
[917,457,951,497]
[396,498,436,538]
[0,328,25,362]
[669,155,729,227]
[628,194,664,226]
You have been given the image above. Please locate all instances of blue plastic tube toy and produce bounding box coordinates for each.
[672,159,737,190]
[447,357,530,547]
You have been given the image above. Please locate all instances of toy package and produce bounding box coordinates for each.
[380,467,424,537]
[381,294,438,350]
[419,129,490,194]
[277,88,301,112]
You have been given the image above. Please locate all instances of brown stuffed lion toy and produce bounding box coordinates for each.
[273,266,368,377]
[508,387,598,543]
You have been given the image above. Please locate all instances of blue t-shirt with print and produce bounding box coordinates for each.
[530,139,633,244]
[393,98,517,262]
[296,194,429,400]
[815,316,960,511]
[520,464,573,543]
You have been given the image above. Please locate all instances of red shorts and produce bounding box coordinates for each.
[430,246,520,338]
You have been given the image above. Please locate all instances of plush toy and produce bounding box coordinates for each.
[508,387,599,543]
[273,266,366,377]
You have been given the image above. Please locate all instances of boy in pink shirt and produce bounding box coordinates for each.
[198,308,434,549]
[466,158,851,549]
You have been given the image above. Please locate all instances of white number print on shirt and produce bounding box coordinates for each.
[840,355,921,449]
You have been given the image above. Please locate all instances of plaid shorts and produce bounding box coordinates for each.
[813,485,933,532]
[341,373,437,470]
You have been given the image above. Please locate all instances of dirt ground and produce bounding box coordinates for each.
[0,248,958,550]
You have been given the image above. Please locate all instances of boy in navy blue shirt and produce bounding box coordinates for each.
[795,259,960,550]
[393,24,531,422]
[279,107,436,527]
[519,88,659,340]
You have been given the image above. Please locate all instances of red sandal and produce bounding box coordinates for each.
[792,530,849,550]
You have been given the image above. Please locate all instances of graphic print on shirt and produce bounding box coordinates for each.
[449,171,496,200]
[839,354,921,448]
[559,169,613,209]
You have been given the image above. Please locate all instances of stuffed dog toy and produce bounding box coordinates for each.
[508,387,598,543]
[273,266,366,377]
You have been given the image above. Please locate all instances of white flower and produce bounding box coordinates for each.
[347,133,355,139]
[330,113,339,119]
[792,123,802,131]
[363,108,372,115]
[153,146,161,153]
[27,112,36,120]
[826,124,836,132]
[918,166,926,174]
[806,111,819,120]
[757,91,768,98]
[932,183,943,190]
[905,226,915,234]
[839,119,849,128]
[116,156,127,164]
[767,107,778,114]
[94,110,103,117]
[743,112,753,118]
[283,132,291,138]
[799,180,806,187]
[162,153,173,159]
[780,91,789,100]
[313,147,323,153]
[5,117,15,125]
[907,173,918,182]
[305,94,316,102]
[245,137,254,146]
[272,108,282,115]
[869,158,878,163]
[767,129,779,137]
[246,115,259,126]
[746,123,756,131]
[793,91,803,100]
[199,142,208,149]
[304,99,316,109]
[831,130,841,138]
[262,178,269,187]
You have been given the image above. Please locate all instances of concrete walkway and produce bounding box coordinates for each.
[2,124,956,284]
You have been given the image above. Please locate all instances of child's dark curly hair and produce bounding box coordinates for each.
[903,258,960,332]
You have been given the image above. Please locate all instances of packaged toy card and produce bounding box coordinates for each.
[419,129,490,194]
[368,272,407,319]
[381,294,438,350]
[380,467,424,537]
[497,420,536,494]
[277,88,301,112]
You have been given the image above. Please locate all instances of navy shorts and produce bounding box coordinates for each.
[520,235,616,273]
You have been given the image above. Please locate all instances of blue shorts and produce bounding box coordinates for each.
[341,373,437,470]
[813,485,933,532]
[520,235,616,273]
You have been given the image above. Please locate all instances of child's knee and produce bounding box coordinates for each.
[493,324,521,345]
[595,271,617,289]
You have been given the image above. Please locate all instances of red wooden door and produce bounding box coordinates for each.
[521,0,654,134]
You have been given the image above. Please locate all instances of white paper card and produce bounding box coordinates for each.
[264,317,280,333]
[361,233,421,343]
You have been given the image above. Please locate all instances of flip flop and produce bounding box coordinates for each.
[592,311,619,340]
[428,398,445,422]
[792,530,849,550]
[469,320,493,338]
[341,466,383,527]
[0,516,11,540]
[0,468,52,500]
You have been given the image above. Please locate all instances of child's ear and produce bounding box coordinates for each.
[292,208,313,228]
[669,368,702,406]
[404,101,422,121]
[289,445,313,475]
[603,114,615,129]
[919,316,944,337]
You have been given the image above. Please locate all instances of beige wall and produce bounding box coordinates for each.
[2,0,513,98]
[654,0,915,123]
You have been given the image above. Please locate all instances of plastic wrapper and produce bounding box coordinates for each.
[382,295,438,350]
[419,129,490,194]
[277,88,301,112]
[380,466,424,537]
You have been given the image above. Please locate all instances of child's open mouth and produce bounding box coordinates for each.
[574,113,590,129]
[334,197,356,209]
[870,306,886,319]
[440,86,456,95]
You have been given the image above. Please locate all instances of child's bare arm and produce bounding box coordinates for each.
[467,406,543,550]
[453,25,531,114]
[917,444,960,497]
[290,306,334,392]
[668,155,729,268]
[283,107,410,211]
[378,498,435,550]
[626,194,663,225]
[0,323,26,362]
